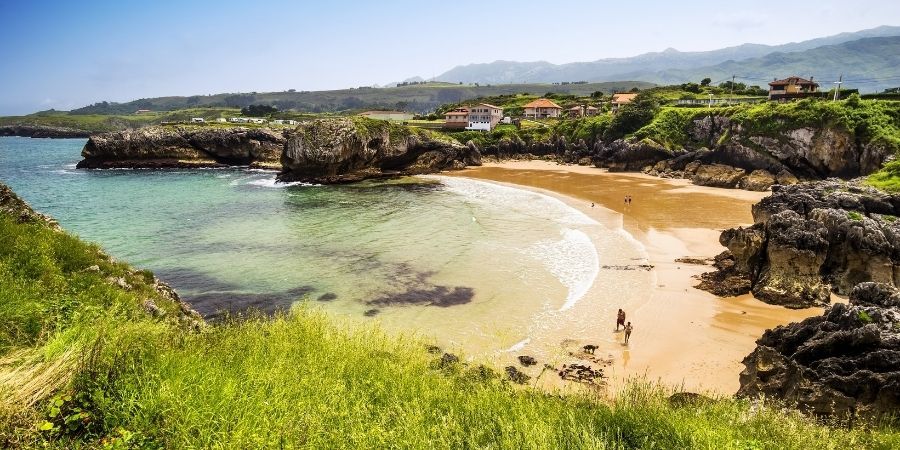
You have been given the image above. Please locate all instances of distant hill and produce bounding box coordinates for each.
[432,26,900,88]
[64,81,654,116]
[648,36,900,92]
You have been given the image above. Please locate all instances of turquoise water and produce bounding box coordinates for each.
[0,137,650,358]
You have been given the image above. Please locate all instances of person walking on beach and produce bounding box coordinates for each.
[616,309,626,331]
[624,322,633,344]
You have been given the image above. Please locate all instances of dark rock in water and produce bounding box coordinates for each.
[668,392,714,407]
[279,118,477,183]
[582,345,598,354]
[363,309,380,317]
[505,366,531,384]
[77,126,286,169]
[0,124,91,138]
[517,355,537,367]
[558,363,604,384]
[675,257,712,265]
[698,180,900,308]
[439,353,460,369]
[466,364,498,381]
[738,282,900,418]
[316,293,337,302]
[425,345,442,355]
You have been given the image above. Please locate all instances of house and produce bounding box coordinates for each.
[135,109,152,114]
[190,117,205,123]
[768,76,819,100]
[522,98,562,119]
[228,117,249,123]
[567,105,584,118]
[610,93,638,113]
[215,118,227,123]
[247,118,267,124]
[466,103,503,131]
[359,110,414,121]
[443,108,469,129]
[271,119,298,125]
[585,106,599,117]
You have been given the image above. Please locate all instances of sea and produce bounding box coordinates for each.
[0,136,652,362]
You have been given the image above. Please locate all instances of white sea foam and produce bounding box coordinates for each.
[245,177,314,188]
[429,175,601,311]
[504,338,531,352]
[426,175,598,226]
[526,228,600,311]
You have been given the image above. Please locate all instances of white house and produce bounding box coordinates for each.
[228,117,249,123]
[215,118,227,123]
[190,117,205,123]
[272,119,298,125]
[465,103,503,131]
[247,118,267,124]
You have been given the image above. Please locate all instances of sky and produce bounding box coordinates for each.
[1,0,898,115]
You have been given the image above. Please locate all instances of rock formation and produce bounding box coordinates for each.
[0,125,91,138]
[738,282,900,418]
[593,115,894,191]
[698,180,900,308]
[279,118,478,183]
[76,119,480,183]
[77,126,286,169]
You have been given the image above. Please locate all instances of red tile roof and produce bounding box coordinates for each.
[523,98,562,109]
[769,76,819,87]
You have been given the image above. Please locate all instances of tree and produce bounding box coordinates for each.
[240,104,278,116]
[603,94,659,141]
[629,87,641,93]
[700,78,712,87]
[590,91,604,98]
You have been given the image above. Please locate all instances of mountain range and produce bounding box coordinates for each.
[431,26,900,92]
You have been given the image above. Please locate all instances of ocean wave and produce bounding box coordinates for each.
[426,175,598,226]
[525,228,600,311]
[244,177,315,188]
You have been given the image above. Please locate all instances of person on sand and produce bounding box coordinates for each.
[616,309,625,331]
[591,202,594,208]
[624,322,633,344]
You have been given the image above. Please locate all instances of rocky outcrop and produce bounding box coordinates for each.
[737,282,900,418]
[279,118,477,183]
[77,126,286,169]
[0,125,91,138]
[598,114,894,191]
[698,180,900,308]
[592,139,681,172]
[0,183,59,228]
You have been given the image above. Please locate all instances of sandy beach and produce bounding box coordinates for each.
[449,160,826,395]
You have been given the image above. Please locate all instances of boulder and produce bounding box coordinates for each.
[279,118,472,183]
[738,169,776,191]
[699,180,900,308]
[691,164,746,188]
[738,283,900,418]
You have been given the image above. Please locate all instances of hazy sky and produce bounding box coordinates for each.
[1,0,898,115]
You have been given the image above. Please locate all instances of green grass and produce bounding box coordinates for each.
[848,211,864,221]
[867,160,900,192]
[3,181,900,447]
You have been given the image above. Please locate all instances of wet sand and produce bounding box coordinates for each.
[449,160,825,395]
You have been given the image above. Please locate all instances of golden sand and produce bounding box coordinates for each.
[449,160,825,395]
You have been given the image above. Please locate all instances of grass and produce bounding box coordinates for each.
[848,211,864,221]
[867,160,900,193]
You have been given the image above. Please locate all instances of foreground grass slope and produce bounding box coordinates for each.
[1,183,899,448]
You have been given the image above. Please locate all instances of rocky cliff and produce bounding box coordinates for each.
[738,282,900,418]
[594,115,896,191]
[279,118,479,183]
[0,125,91,138]
[698,180,900,308]
[77,126,286,169]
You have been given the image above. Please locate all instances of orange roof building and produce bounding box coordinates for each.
[523,98,563,119]
[768,76,819,100]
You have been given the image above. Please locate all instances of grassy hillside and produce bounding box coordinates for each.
[63,81,653,116]
[2,187,900,448]
[654,36,900,94]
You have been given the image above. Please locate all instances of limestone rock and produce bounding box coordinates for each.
[691,164,746,188]
[738,283,900,418]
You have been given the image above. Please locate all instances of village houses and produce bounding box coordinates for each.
[465,103,503,131]
[443,108,469,129]
[610,93,638,113]
[522,98,563,119]
[768,76,819,100]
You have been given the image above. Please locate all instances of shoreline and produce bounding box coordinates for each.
[448,160,825,395]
